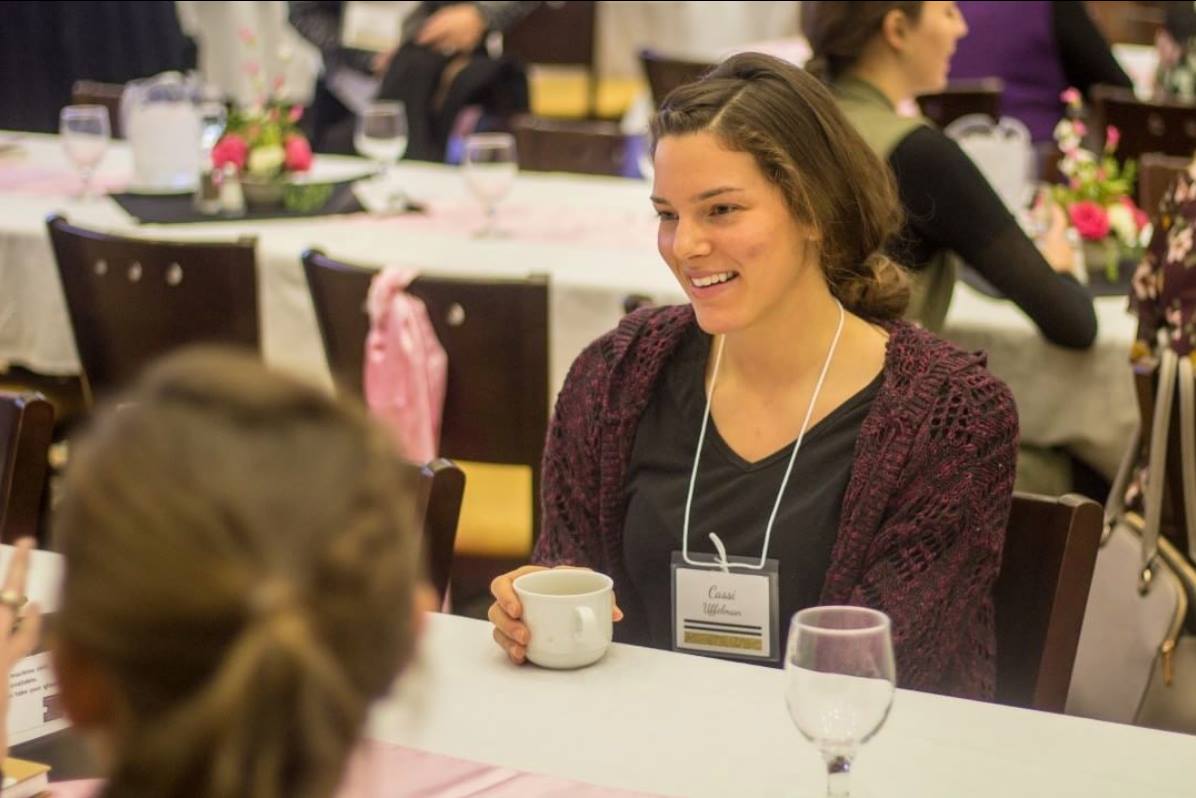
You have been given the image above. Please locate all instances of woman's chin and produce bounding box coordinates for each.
[691,306,743,337]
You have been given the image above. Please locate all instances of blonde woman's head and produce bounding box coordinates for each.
[52,348,423,798]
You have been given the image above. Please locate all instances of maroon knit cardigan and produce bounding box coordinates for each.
[532,305,1019,700]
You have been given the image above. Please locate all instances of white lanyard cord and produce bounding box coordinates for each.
[681,300,846,570]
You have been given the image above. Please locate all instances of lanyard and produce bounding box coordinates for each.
[681,300,846,571]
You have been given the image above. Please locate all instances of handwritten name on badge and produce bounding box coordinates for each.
[672,556,778,661]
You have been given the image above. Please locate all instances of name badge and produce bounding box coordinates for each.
[670,552,780,662]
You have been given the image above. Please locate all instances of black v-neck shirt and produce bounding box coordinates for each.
[620,325,882,655]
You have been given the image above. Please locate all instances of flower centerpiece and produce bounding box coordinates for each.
[210,27,322,210]
[1051,87,1150,280]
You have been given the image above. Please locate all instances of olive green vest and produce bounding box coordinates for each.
[831,76,957,332]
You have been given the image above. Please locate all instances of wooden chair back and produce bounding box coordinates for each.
[995,492,1103,711]
[0,393,54,545]
[503,2,597,114]
[1092,85,1196,164]
[412,457,466,603]
[301,249,550,535]
[46,215,259,402]
[70,80,125,138]
[640,51,715,107]
[916,78,1003,129]
[512,115,627,177]
[1138,152,1191,217]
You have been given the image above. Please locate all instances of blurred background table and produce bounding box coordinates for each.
[0,132,1139,486]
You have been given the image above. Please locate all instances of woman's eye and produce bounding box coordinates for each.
[655,209,677,221]
[710,204,738,216]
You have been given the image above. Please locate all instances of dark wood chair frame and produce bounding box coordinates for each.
[995,492,1103,711]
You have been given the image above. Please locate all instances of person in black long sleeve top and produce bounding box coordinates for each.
[889,126,1096,348]
[950,1,1132,143]
[803,1,1097,350]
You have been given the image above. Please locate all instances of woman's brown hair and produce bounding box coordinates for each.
[53,348,423,798]
[651,51,909,320]
[802,1,925,82]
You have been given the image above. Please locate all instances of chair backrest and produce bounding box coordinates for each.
[640,51,715,107]
[46,215,259,402]
[0,393,54,545]
[503,1,596,115]
[1092,85,1196,163]
[916,78,1003,129]
[995,492,1102,711]
[1138,152,1191,216]
[301,249,550,531]
[413,457,466,603]
[503,1,596,70]
[70,80,125,138]
[512,115,628,177]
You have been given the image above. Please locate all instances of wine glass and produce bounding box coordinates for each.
[354,101,408,211]
[463,132,518,237]
[59,105,111,199]
[784,607,896,798]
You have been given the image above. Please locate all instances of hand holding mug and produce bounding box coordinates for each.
[489,565,622,666]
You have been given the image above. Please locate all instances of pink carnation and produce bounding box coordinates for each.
[288,105,304,123]
[1072,120,1087,137]
[211,134,247,171]
[1069,200,1110,241]
[1060,87,1082,107]
[284,134,312,172]
[1122,195,1150,229]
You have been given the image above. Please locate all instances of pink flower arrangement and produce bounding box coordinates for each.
[1051,86,1148,277]
[1069,201,1111,241]
[210,33,312,181]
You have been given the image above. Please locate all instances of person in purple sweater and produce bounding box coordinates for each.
[488,52,1019,700]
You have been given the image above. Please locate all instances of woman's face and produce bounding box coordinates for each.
[897,1,969,95]
[651,132,819,335]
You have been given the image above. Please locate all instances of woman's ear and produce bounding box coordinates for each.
[51,637,118,730]
[880,8,913,53]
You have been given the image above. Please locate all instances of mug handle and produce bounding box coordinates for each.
[574,605,597,642]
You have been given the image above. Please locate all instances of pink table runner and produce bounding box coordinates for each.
[44,739,665,797]
[0,163,127,196]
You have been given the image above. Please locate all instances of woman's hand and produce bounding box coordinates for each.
[416,4,487,54]
[0,539,43,760]
[1040,202,1078,275]
[488,565,623,664]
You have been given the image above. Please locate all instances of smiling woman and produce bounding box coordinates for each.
[486,52,1019,702]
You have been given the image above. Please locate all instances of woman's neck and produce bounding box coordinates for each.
[845,60,914,108]
[713,281,844,394]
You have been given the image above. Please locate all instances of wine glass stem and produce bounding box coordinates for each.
[482,204,496,236]
[79,167,93,200]
[824,752,853,798]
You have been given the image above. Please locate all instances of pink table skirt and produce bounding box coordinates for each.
[46,739,664,798]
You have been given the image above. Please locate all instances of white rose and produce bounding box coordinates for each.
[1107,202,1137,247]
[247,145,285,177]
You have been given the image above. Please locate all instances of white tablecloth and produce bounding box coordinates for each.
[12,545,1193,798]
[372,613,1196,798]
[0,133,1137,476]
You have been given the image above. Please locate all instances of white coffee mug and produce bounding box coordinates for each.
[513,569,614,669]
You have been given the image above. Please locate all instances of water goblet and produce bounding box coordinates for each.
[463,132,518,237]
[59,105,111,199]
[355,101,409,212]
[784,606,896,798]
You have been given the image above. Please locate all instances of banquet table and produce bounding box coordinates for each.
[13,596,1196,798]
[360,613,1196,798]
[0,132,1137,478]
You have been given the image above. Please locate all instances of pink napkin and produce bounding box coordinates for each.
[47,740,665,797]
